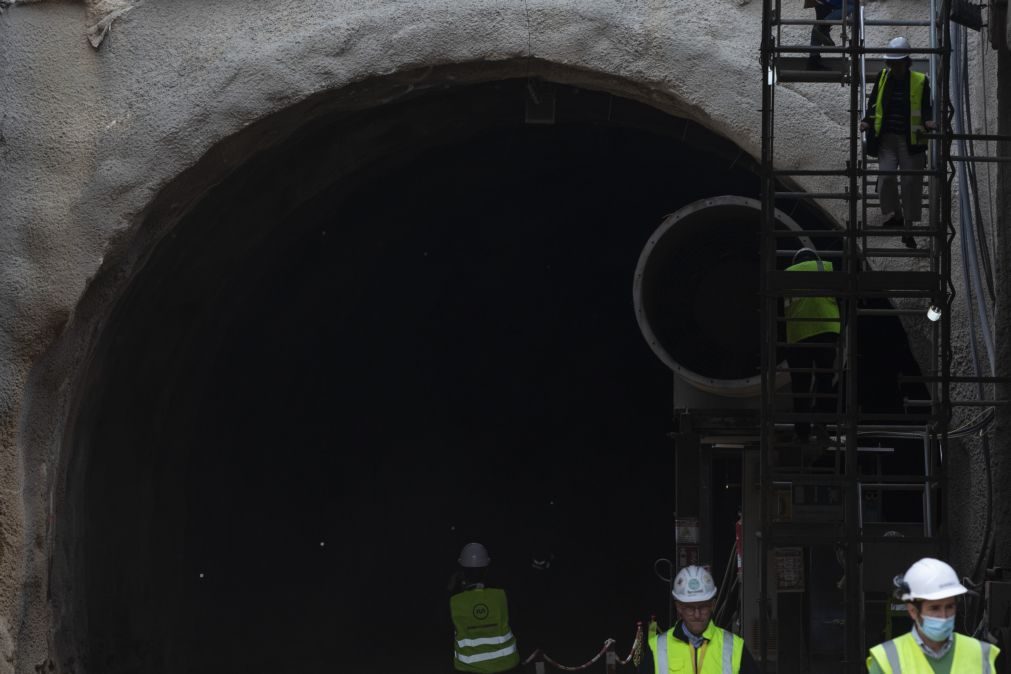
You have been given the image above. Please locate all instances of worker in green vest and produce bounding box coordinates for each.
[867,557,1000,674]
[860,36,936,249]
[449,542,520,673]
[783,247,840,444]
[645,565,758,674]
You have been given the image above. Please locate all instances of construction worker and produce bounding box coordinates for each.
[860,36,936,249]
[867,557,1000,674]
[646,565,758,674]
[783,247,840,444]
[449,542,520,673]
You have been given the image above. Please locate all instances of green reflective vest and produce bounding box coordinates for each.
[450,587,519,672]
[873,69,927,149]
[867,631,999,674]
[784,259,840,343]
[647,621,744,674]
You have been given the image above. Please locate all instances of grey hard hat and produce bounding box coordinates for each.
[458,542,490,568]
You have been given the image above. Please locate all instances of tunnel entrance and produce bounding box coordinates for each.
[53,78,915,674]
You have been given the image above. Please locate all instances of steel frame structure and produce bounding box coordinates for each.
[758,0,955,671]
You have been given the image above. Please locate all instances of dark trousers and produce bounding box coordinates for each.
[785,332,839,437]
[810,1,834,50]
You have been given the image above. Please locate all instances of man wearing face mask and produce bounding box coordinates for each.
[644,565,758,674]
[867,558,1000,674]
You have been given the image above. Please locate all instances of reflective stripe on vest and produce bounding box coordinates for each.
[721,630,734,674]
[882,639,902,674]
[982,642,993,674]
[455,643,519,665]
[873,69,927,147]
[457,631,516,649]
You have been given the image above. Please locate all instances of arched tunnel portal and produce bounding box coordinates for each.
[50,76,926,674]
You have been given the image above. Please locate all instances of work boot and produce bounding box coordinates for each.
[902,236,917,249]
[882,213,905,229]
[812,27,835,46]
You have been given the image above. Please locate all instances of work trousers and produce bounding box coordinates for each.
[785,332,839,438]
[810,2,833,46]
[877,132,926,224]
[810,3,854,49]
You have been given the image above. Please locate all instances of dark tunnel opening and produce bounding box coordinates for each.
[55,79,928,674]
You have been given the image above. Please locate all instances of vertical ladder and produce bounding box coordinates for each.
[758,0,955,672]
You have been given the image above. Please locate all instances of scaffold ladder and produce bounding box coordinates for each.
[758,0,953,672]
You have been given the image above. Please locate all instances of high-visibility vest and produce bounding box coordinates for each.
[873,69,928,149]
[450,587,520,672]
[784,259,841,343]
[647,621,744,674]
[867,631,999,674]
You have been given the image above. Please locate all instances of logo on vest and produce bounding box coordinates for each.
[473,603,490,620]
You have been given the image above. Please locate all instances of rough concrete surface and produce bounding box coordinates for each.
[0,1,1007,671]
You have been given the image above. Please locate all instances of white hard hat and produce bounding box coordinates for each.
[458,542,490,568]
[673,565,718,602]
[899,558,968,601]
[885,36,911,60]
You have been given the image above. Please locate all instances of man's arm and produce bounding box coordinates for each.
[860,77,880,130]
[638,640,655,674]
[922,77,934,125]
[738,644,761,674]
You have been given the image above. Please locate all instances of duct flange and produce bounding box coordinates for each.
[633,195,812,397]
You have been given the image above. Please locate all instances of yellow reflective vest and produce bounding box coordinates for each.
[872,69,928,150]
[647,621,744,674]
[784,259,841,343]
[451,587,520,672]
[867,631,999,674]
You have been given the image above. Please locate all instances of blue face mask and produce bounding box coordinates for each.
[919,615,955,642]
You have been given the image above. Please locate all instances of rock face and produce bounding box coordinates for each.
[0,2,1006,672]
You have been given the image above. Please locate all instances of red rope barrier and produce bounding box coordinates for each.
[522,621,644,671]
[616,622,645,666]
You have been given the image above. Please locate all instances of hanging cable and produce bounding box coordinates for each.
[951,34,996,374]
[948,19,996,601]
[976,28,997,257]
[960,30,997,304]
[712,540,738,625]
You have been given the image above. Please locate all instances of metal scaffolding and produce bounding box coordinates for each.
[758,0,959,671]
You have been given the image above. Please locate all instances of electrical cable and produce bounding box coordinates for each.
[712,540,738,624]
[952,34,996,374]
[963,31,996,588]
[977,28,997,255]
[653,558,673,584]
[961,32,997,304]
[948,20,996,617]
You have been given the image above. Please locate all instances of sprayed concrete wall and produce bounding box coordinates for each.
[0,1,1008,672]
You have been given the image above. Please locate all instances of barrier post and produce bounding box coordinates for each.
[605,641,617,674]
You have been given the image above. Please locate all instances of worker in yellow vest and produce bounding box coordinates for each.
[646,565,758,674]
[860,36,936,249]
[783,247,840,444]
[449,542,520,673]
[867,557,1000,674]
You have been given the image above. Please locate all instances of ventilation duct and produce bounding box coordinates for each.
[633,195,812,397]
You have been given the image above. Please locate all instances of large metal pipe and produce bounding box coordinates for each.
[633,195,811,397]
